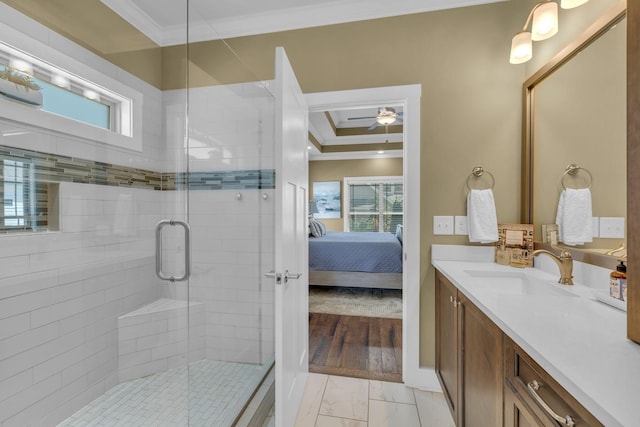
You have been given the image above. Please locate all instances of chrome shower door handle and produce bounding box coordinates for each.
[155,219,191,282]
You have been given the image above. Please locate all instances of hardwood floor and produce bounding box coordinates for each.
[308,312,402,383]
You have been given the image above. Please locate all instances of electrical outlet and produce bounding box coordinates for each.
[434,216,454,235]
[592,217,600,238]
[599,217,624,238]
[454,216,468,235]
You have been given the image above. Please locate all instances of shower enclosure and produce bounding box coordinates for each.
[0,1,280,425]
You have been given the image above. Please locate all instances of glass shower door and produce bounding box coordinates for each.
[182,2,277,424]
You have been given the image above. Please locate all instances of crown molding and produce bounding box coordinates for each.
[102,0,507,46]
[309,149,403,161]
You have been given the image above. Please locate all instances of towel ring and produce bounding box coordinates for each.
[561,164,592,190]
[466,166,495,191]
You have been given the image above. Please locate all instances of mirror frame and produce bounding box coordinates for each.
[521,1,627,270]
[628,0,640,343]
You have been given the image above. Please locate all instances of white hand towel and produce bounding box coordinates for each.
[467,189,498,244]
[555,188,593,245]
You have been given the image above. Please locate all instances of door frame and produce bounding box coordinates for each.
[305,84,427,388]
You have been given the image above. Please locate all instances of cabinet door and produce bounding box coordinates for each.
[459,293,503,427]
[435,271,460,423]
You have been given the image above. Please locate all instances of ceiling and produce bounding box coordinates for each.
[100,0,507,46]
[308,106,404,161]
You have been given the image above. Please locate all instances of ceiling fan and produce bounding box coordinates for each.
[348,107,403,130]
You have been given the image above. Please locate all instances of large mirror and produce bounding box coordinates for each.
[523,4,627,265]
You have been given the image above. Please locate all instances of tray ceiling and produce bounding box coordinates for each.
[308,106,404,161]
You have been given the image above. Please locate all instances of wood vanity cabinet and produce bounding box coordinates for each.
[503,337,603,427]
[435,270,602,426]
[435,271,503,427]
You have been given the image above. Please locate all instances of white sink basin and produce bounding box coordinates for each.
[464,269,577,298]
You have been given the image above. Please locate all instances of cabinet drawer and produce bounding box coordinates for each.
[504,337,603,427]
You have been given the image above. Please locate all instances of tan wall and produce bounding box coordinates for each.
[309,158,404,232]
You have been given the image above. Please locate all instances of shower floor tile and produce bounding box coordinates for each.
[58,359,266,427]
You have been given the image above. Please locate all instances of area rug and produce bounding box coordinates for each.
[308,285,402,319]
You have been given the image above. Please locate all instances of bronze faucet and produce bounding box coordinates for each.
[532,248,574,285]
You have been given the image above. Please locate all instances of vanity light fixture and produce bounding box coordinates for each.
[510,0,559,64]
[510,0,590,64]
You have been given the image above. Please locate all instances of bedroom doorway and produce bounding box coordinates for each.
[304,85,421,384]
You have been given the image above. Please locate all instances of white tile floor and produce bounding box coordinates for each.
[58,359,267,427]
[263,374,455,427]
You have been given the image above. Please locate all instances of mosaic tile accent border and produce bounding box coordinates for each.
[0,145,275,191]
[175,170,275,190]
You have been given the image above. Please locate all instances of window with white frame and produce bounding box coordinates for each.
[0,42,131,135]
[344,176,403,232]
[0,37,141,151]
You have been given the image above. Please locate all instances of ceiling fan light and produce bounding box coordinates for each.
[561,0,589,9]
[376,116,396,126]
[510,32,533,64]
[376,108,397,126]
[531,1,558,41]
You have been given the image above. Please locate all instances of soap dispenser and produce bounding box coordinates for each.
[610,261,627,301]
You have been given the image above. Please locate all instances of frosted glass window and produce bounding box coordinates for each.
[36,77,110,129]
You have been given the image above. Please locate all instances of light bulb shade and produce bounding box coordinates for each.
[376,108,397,125]
[83,89,100,102]
[376,115,396,125]
[52,74,70,89]
[9,58,33,75]
[510,32,533,64]
[531,1,558,41]
[561,0,589,9]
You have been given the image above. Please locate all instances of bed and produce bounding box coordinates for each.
[308,230,403,289]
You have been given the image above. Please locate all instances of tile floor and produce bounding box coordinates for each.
[263,373,454,427]
[58,359,267,427]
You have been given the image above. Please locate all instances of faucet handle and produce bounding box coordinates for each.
[550,244,572,258]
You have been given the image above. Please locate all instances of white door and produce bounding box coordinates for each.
[273,47,309,427]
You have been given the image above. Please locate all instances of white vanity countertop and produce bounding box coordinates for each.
[432,245,640,427]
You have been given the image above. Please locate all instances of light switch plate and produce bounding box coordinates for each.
[434,216,454,235]
[599,217,624,238]
[454,216,468,235]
